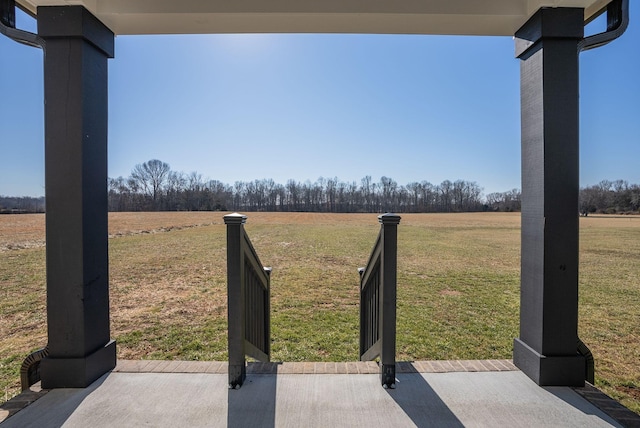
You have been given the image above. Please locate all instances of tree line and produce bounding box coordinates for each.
[0,196,45,214]
[3,160,639,215]
[106,160,505,213]
[579,180,640,215]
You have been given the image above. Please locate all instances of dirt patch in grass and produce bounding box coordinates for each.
[0,212,223,252]
[440,289,462,296]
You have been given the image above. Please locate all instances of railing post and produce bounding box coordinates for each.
[357,267,366,358]
[379,213,401,388]
[224,212,247,388]
[264,267,272,358]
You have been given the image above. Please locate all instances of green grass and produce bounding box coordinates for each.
[578,218,640,413]
[0,212,638,414]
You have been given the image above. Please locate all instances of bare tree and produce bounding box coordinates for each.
[165,171,186,210]
[380,176,397,212]
[286,179,301,211]
[131,159,171,209]
[439,180,453,212]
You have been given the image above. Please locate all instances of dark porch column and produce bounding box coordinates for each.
[38,6,116,388]
[513,7,585,386]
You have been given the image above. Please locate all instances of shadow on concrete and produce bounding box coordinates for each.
[1,373,108,428]
[386,363,464,428]
[227,362,280,428]
[544,386,626,427]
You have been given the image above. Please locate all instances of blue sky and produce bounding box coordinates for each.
[1,8,639,197]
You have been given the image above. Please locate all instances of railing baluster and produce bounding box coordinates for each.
[359,213,400,388]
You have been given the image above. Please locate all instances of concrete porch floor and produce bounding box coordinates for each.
[2,360,639,427]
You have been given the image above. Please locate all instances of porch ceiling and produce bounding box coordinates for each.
[16,0,612,36]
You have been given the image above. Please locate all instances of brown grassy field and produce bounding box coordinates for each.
[0,211,638,413]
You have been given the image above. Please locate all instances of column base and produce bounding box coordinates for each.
[40,340,116,389]
[514,338,585,386]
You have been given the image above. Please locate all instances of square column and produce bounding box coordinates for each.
[37,6,116,388]
[513,7,586,386]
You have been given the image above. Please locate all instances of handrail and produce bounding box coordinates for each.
[225,213,271,389]
[359,213,400,388]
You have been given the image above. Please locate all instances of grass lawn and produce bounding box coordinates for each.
[0,212,638,413]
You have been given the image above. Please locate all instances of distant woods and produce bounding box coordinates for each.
[0,196,45,214]
[579,179,640,216]
[106,160,506,213]
[2,160,639,214]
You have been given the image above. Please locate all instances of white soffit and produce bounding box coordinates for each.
[16,0,612,36]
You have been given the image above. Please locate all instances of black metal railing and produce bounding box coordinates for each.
[225,213,271,389]
[359,213,400,388]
